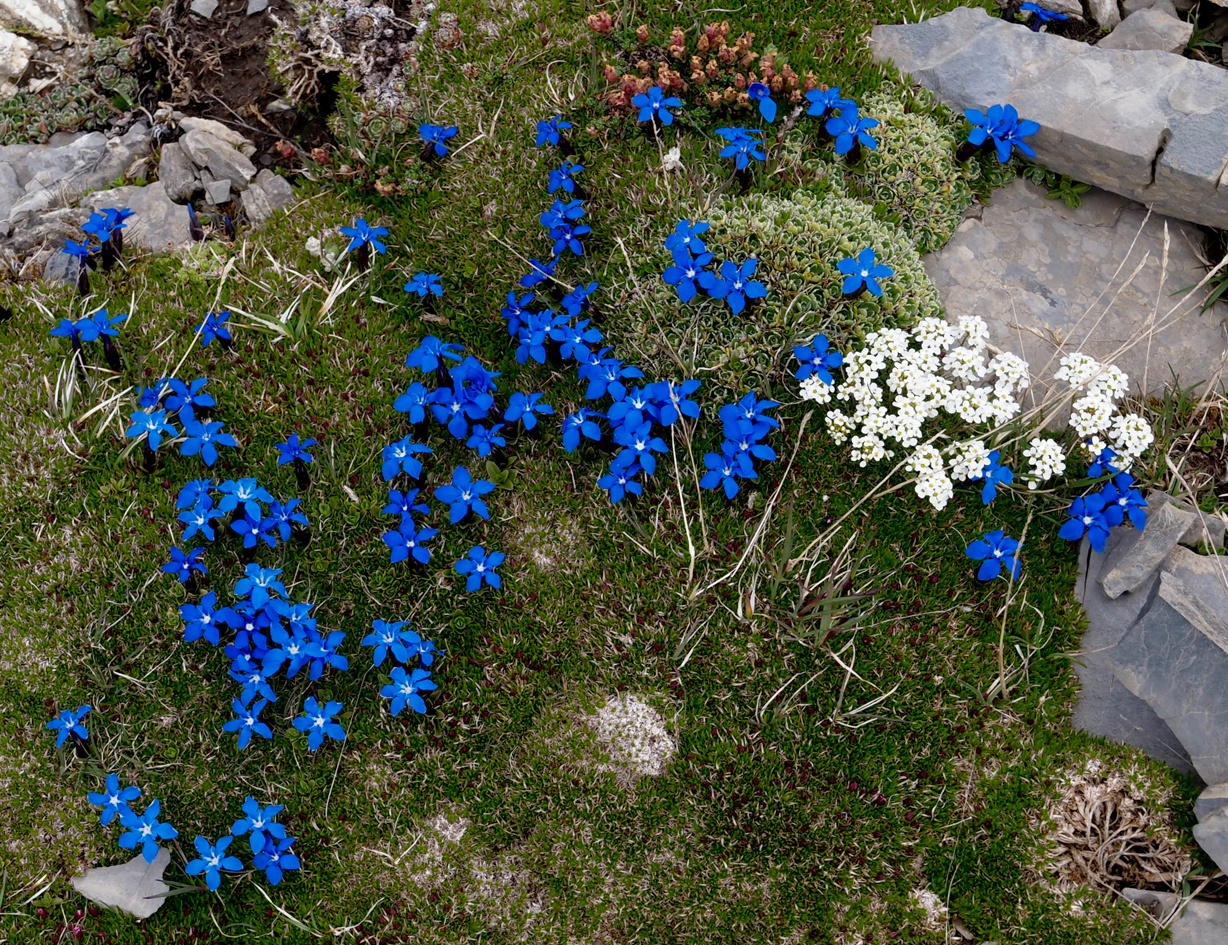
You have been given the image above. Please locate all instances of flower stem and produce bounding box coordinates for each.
[294,458,310,491]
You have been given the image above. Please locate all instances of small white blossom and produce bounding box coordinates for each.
[949,439,991,482]
[1054,352,1102,390]
[799,375,833,403]
[1023,437,1066,488]
[1110,412,1154,459]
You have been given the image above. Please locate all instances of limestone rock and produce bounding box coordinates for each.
[0,162,21,224]
[241,169,294,228]
[82,182,191,253]
[0,28,34,100]
[1196,783,1228,821]
[6,206,88,252]
[204,177,230,205]
[1098,7,1193,52]
[1146,492,1227,548]
[1088,0,1121,29]
[177,117,256,158]
[923,179,1228,402]
[1105,568,1228,784]
[70,848,170,919]
[1192,810,1228,879]
[158,140,199,203]
[247,0,267,13]
[1120,0,1171,14]
[1101,498,1198,598]
[1040,0,1085,15]
[1170,900,1228,945]
[189,0,217,16]
[870,6,1228,229]
[0,0,88,36]
[179,129,256,191]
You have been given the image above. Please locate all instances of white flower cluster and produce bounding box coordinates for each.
[1023,437,1066,490]
[1053,353,1153,475]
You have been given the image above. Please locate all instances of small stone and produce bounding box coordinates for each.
[1088,0,1122,29]
[158,140,199,203]
[82,182,191,253]
[247,0,267,13]
[177,117,255,158]
[41,247,77,286]
[179,129,256,191]
[1040,0,1085,14]
[1097,7,1193,52]
[240,173,293,229]
[70,848,171,919]
[0,28,35,101]
[189,0,217,16]
[1192,811,1228,883]
[0,160,21,223]
[1196,783,1228,822]
[204,177,230,205]
[1100,498,1198,599]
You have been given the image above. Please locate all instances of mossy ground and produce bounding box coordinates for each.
[0,0,1208,942]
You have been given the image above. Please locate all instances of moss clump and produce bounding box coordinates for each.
[621,187,943,400]
[0,38,138,145]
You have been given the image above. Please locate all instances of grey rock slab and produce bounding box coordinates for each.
[1192,810,1228,881]
[1196,783,1228,821]
[1098,7,1193,51]
[870,6,1228,230]
[924,179,1228,403]
[1171,900,1228,945]
[0,161,21,221]
[177,117,255,158]
[1041,0,1085,15]
[246,0,267,13]
[204,177,230,205]
[69,848,170,919]
[1102,499,1199,598]
[241,171,294,228]
[189,0,217,15]
[179,129,255,191]
[1105,568,1228,784]
[40,246,76,286]
[1148,492,1228,548]
[1159,545,1228,613]
[82,182,190,254]
[1121,0,1173,15]
[6,206,88,252]
[0,0,89,36]
[158,140,199,203]
[1088,0,1121,29]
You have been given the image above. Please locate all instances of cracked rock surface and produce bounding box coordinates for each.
[871,6,1228,229]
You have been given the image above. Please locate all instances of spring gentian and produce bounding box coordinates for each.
[665,220,710,255]
[362,620,410,667]
[234,563,287,609]
[253,835,300,885]
[162,546,206,582]
[217,478,273,519]
[555,319,602,362]
[181,591,225,645]
[838,248,893,297]
[180,418,236,467]
[221,699,273,749]
[466,423,506,457]
[405,336,463,374]
[267,500,309,541]
[293,697,345,751]
[747,82,777,123]
[394,382,432,424]
[1086,445,1120,479]
[419,123,459,156]
[535,115,572,148]
[127,409,178,451]
[1058,493,1115,553]
[794,337,843,384]
[806,87,855,118]
[504,392,554,430]
[548,161,585,194]
[454,545,504,592]
[231,797,286,855]
[614,421,669,475]
[434,466,495,523]
[185,836,244,890]
[50,318,83,346]
[382,437,432,480]
[965,104,1039,163]
[562,408,604,452]
[597,460,643,503]
[1101,473,1148,530]
[339,218,388,256]
[701,445,754,499]
[826,107,879,155]
[965,530,1022,581]
[275,434,316,466]
[178,479,213,509]
[519,256,558,289]
[118,799,178,863]
[164,378,214,420]
[586,357,644,402]
[76,309,127,343]
[719,393,780,437]
[306,630,347,679]
[634,86,683,125]
[548,216,590,256]
[383,488,430,523]
[1020,2,1067,29]
[974,451,1013,505]
[381,666,437,715]
[561,281,599,318]
[716,127,766,170]
[663,248,714,303]
[404,272,444,298]
[46,705,90,748]
[180,497,223,542]
[501,291,535,336]
[198,311,232,348]
[704,258,767,314]
[403,629,438,665]
[656,379,702,426]
[87,774,140,826]
[232,513,276,550]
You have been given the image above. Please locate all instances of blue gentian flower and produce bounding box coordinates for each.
[1020,2,1067,29]
[267,499,308,540]
[1058,493,1115,553]
[805,86,856,118]
[179,496,224,542]
[162,546,206,582]
[82,212,114,243]
[383,488,430,523]
[597,460,643,503]
[747,82,777,123]
[500,291,535,336]
[656,379,702,426]
[504,392,554,430]
[535,115,572,148]
[516,312,555,365]
[561,281,599,318]
[186,836,243,891]
[405,336,464,374]
[293,697,345,751]
[826,107,879,154]
[1101,473,1148,530]
[419,123,459,156]
[50,318,83,343]
[607,386,659,430]
[118,799,178,864]
[965,104,1039,163]
[614,421,669,475]
[381,437,433,481]
[974,451,1013,505]
[164,378,214,419]
[633,86,683,125]
[404,272,444,298]
[1086,445,1120,478]
[135,381,171,410]
[181,591,225,645]
[87,774,140,826]
[454,545,504,592]
[663,248,714,303]
[63,238,93,261]
[466,423,506,457]
[127,409,178,451]
[719,393,780,438]
[394,382,432,423]
[339,218,389,255]
[275,434,316,465]
[177,478,212,510]
[434,466,495,523]
[449,355,500,394]
[232,514,276,550]
[403,629,438,665]
[562,408,604,452]
[665,220,710,255]
[362,620,410,667]
[700,445,754,499]
[230,797,286,855]
[965,530,1022,581]
[221,698,273,750]
[217,478,273,518]
[180,418,236,467]
[46,705,90,748]
[716,127,766,169]
[587,357,644,402]
[76,309,127,342]
[234,563,287,609]
[430,384,490,440]
[102,207,133,235]
[305,630,348,679]
[729,420,777,463]
[549,219,590,256]
[704,258,767,314]
[548,161,585,193]
[837,247,893,297]
[794,337,843,385]
[554,319,602,361]
[252,835,300,885]
[519,257,559,289]
[381,666,437,715]
[198,311,231,347]
[230,656,278,705]
[261,622,311,680]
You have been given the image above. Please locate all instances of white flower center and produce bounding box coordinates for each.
[313,716,325,728]
[860,269,870,277]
